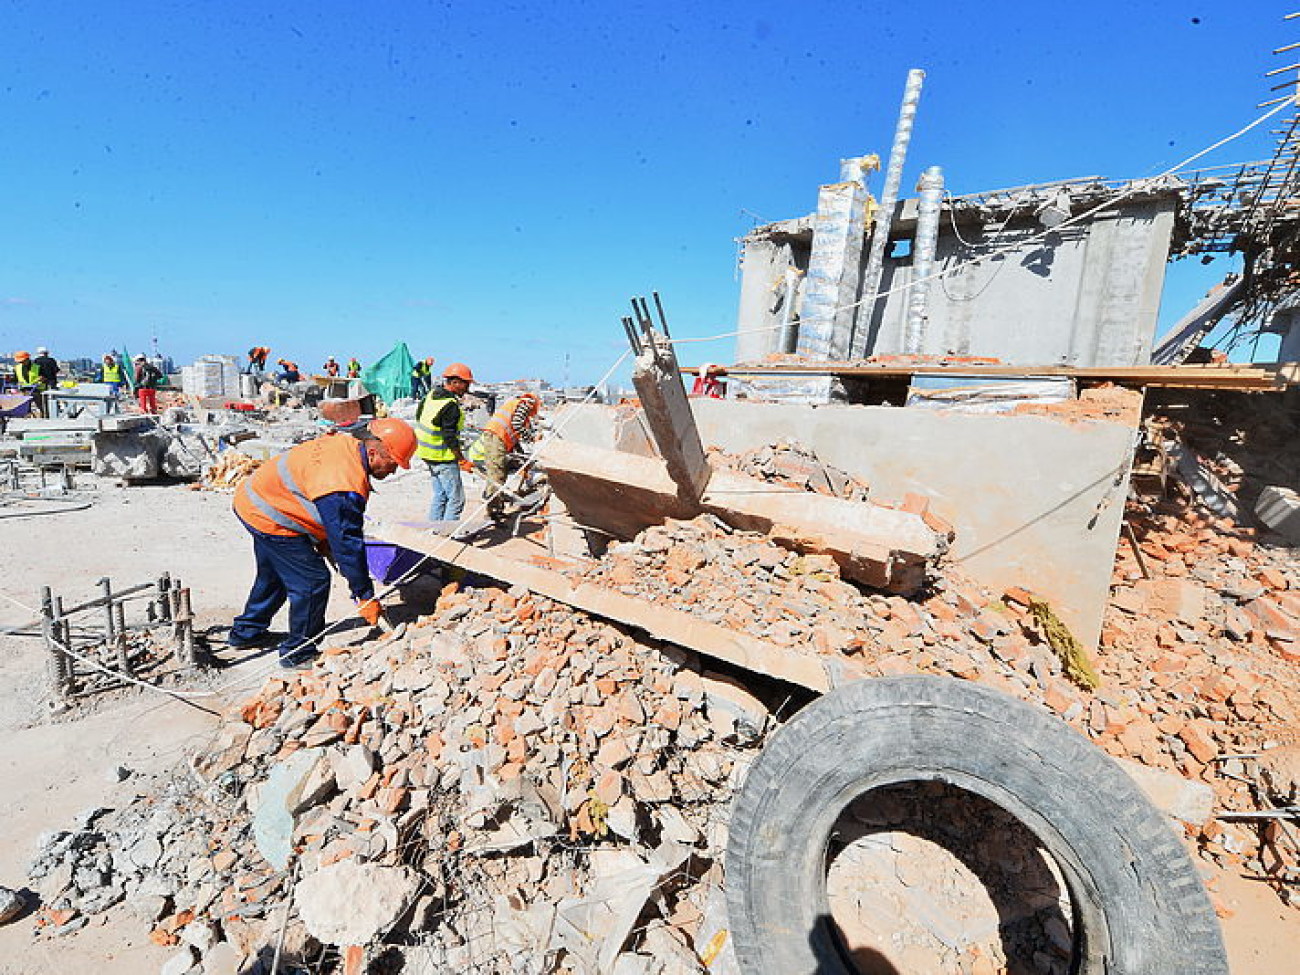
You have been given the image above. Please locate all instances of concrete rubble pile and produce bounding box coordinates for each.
[723,441,871,503]
[16,402,1299,968]
[26,582,766,973]
[1106,494,1300,905]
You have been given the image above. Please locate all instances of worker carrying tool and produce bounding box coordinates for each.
[229,418,417,668]
[468,392,541,519]
[415,362,474,523]
[13,351,45,414]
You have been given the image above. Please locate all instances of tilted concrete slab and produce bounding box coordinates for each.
[536,439,947,594]
[367,520,862,693]
[554,399,1137,651]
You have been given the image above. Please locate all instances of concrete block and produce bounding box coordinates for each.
[92,430,161,479]
[1113,755,1214,828]
[1256,485,1300,544]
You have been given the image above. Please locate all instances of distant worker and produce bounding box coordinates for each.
[229,418,417,668]
[346,356,362,379]
[276,359,301,384]
[99,353,124,397]
[133,354,162,414]
[32,347,60,390]
[410,356,435,399]
[13,351,45,414]
[415,362,474,522]
[469,392,541,519]
[691,363,728,399]
[323,356,340,378]
[247,346,270,374]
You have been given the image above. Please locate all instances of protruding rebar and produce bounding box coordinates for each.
[652,291,671,337]
[157,574,173,623]
[114,600,131,678]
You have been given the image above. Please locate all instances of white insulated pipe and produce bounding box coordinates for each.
[905,165,945,353]
[851,68,925,359]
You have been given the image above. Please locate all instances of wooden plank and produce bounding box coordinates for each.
[686,361,1298,390]
[369,519,861,693]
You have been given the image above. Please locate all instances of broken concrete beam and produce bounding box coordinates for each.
[630,330,712,504]
[369,520,862,693]
[537,439,947,593]
[1256,485,1300,544]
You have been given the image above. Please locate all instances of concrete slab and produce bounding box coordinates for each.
[556,399,1136,650]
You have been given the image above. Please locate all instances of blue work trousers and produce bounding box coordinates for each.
[232,524,331,660]
[426,459,465,522]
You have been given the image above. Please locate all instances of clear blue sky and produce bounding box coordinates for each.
[1,1,1293,384]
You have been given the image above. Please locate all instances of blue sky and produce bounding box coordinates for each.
[1,1,1293,383]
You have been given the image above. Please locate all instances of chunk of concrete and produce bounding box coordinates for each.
[0,886,26,925]
[1113,756,1214,827]
[293,860,419,946]
[1256,485,1300,544]
[537,438,947,593]
[253,749,325,869]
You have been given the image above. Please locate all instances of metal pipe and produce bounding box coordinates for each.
[905,165,945,353]
[851,68,926,359]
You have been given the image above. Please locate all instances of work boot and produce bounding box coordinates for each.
[278,651,318,671]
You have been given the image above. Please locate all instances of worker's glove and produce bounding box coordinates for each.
[458,459,473,473]
[357,598,383,627]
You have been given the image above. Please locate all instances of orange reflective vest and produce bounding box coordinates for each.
[482,396,534,452]
[233,434,371,539]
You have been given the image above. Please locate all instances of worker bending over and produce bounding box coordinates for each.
[471,392,541,519]
[229,419,417,668]
[415,362,474,522]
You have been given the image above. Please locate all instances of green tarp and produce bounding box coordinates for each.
[360,342,416,404]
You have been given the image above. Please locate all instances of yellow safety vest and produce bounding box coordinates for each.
[102,362,123,383]
[414,390,464,463]
[15,362,42,387]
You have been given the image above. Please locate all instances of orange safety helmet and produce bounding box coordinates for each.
[443,362,474,382]
[521,392,541,414]
[14,351,30,362]
[369,417,417,468]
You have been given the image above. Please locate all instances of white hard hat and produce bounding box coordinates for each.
[37,346,48,354]
[134,353,146,361]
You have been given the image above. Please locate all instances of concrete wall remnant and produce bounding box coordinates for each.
[738,181,1180,371]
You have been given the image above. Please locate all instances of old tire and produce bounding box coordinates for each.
[725,675,1227,974]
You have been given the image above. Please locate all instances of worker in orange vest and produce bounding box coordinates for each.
[469,392,541,519]
[229,418,417,668]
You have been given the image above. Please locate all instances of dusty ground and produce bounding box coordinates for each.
[0,467,1295,972]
